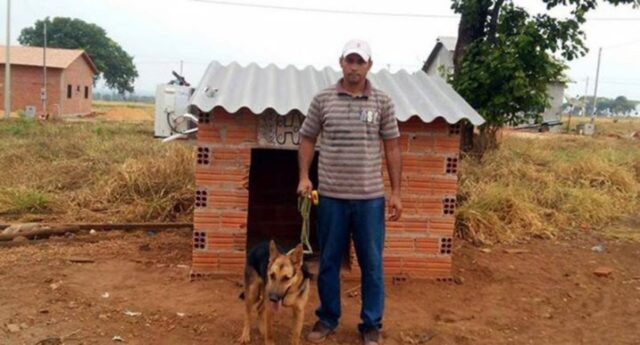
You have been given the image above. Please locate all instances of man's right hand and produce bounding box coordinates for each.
[297,178,313,197]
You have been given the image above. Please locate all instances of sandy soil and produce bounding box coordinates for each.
[1,230,639,345]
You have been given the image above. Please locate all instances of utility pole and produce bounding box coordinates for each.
[42,20,48,116]
[591,47,602,122]
[180,60,183,75]
[4,0,11,119]
[582,77,589,116]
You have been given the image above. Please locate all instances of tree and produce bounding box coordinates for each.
[450,0,640,155]
[611,96,636,114]
[565,95,638,115]
[19,17,138,94]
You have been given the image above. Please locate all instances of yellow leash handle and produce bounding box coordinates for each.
[298,190,318,255]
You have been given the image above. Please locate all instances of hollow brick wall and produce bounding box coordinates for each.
[191,110,460,280]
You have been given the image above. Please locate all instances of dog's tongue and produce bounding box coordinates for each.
[270,300,282,312]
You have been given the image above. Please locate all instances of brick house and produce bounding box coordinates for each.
[188,61,484,280]
[0,46,98,116]
[422,36,566,128]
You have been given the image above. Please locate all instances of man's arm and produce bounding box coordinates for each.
[297,135,317,197]
[298,94,322,196]
[383,137,402,221]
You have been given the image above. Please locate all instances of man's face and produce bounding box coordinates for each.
[340,53,372,84]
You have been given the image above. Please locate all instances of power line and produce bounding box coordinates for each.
[188,0,458,19]
[588,17,640,21]
[135,59,210,64]
[605,38,640,49]
[598,80,640,86]
[188,0,640,21]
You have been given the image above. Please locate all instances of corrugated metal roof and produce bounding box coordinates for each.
[0,45,98,74]
[190,61,484,125]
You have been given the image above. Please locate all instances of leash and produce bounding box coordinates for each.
[297,191,318,255]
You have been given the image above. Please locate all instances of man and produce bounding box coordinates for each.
[297,39,403,345]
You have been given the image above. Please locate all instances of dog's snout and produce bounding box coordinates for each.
[268,293,282,302]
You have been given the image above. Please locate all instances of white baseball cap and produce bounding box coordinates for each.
[341,39,372,61]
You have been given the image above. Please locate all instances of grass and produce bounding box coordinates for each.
[92,100,154,109]
[457,123,640,244]
[1,109,638,246]
[0,117,194,223]
[564,115,640,137]
[0,188,52,214]
[90,100,155,122]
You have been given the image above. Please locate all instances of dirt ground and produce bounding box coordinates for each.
[83,104,154,122]
[1,230,639,345]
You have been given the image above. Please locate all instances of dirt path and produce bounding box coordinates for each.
[1,230,639,345]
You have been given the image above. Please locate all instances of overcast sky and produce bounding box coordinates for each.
[2,0,639,100]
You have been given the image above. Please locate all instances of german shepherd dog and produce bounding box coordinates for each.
[239,240,312,345]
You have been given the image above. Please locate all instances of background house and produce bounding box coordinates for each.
[422,37,566,127]
[423,36,457,79]
[0,46,98,116]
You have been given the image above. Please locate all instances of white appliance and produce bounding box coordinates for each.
[154,84,194,138]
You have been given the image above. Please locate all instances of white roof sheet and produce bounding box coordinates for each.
[189,61,484,125]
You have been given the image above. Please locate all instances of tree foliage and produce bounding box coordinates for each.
[19,17,138,94]
[450,0,640,154]
[564,95,639,115]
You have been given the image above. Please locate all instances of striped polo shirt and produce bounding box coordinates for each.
[299,79,400,200]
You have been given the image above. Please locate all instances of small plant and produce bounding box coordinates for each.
[3,117,37,136]
[0,188,52,214]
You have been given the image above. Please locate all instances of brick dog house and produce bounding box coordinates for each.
[187,61,484,280]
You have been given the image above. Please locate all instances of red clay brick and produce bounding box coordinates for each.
[407,135,435,152]
[384,237,416,253]
[210,148,251,162]
[194,210,247,229]
[402,155,445,174]
[434,135,460,153]
[429,177,458,195]
[424,118,449,134]
[415,238,439,254]
[399,198,442,218]
[429,218,456,236]
[399,117,429,132]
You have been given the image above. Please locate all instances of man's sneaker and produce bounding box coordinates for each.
[362,327,381,345]
[307,320,333,343]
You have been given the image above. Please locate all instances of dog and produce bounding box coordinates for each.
[239,240,311,345]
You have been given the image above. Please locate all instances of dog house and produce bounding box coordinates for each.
[188,61,484,280]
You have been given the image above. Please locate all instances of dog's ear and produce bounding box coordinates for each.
[269,240,279,261]
[290,243,304,267]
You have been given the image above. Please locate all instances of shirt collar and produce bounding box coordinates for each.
[335,79,372,99]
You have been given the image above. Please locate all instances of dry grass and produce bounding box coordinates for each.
[457,125,640,244]
[564,115,640,137]
[2,109,638,246]
[92,100,154,109]
[90,101,154,122]
[0,117,194,223]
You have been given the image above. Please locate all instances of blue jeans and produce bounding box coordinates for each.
[315,196,385,333]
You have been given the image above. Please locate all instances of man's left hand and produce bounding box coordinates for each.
[388,193,402,221]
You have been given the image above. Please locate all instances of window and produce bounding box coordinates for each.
[84,86,89,99]
[67,85,72,99]
[76,85,80,92]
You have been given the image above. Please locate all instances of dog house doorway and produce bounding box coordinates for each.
[246,148,319,254]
